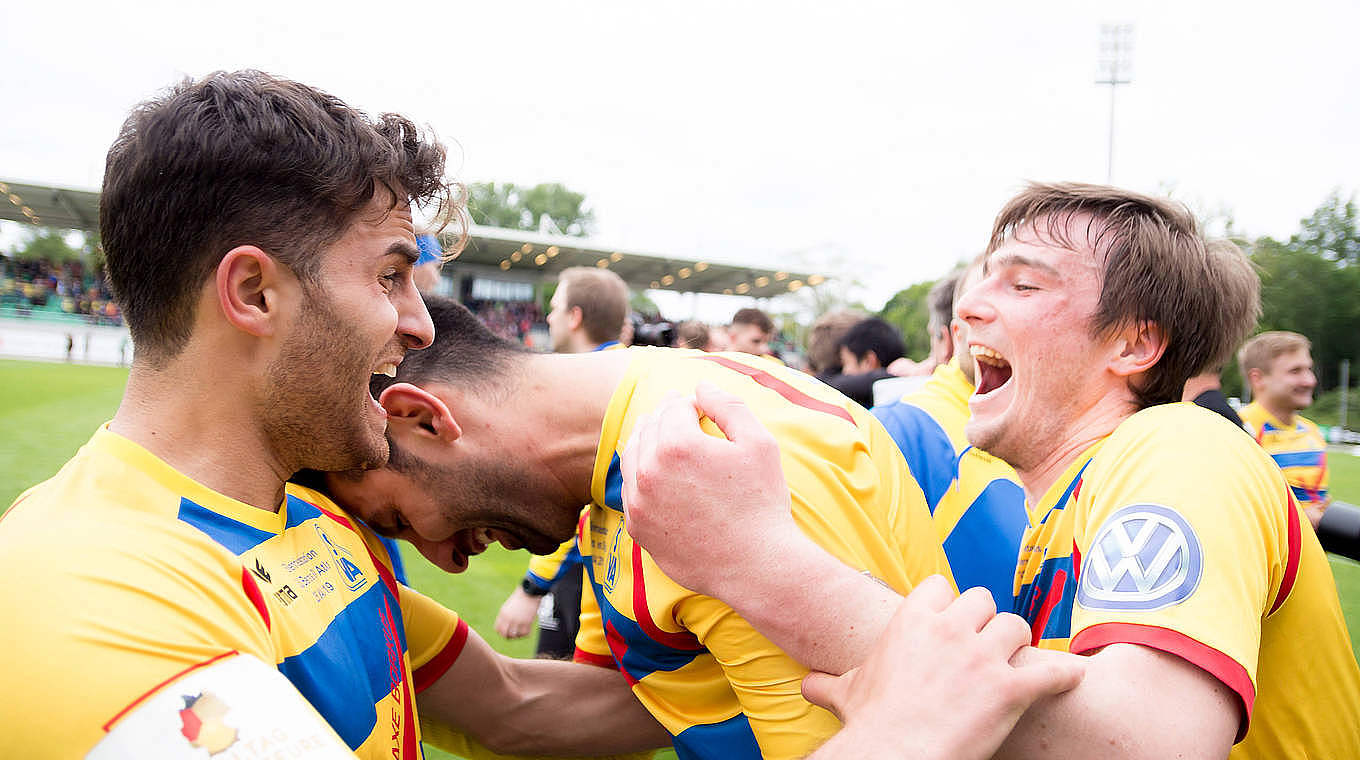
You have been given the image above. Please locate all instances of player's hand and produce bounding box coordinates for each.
[495,587,540,639]
[620,382,796,598]
[802,578,1085,760]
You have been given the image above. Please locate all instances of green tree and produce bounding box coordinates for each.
[1250,195,1360,393]
[12,229,85,263]
[878,279,936,360]
[468,182,594,236]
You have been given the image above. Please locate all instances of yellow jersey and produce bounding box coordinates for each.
[1014,403,1360,758]
[573,349,948,760]
[1240,402,1329,508]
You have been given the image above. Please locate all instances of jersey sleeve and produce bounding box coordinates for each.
[525,535,579,592]
[1068,413,1297,726]
[398,582,469,694]
[572,569,616,669]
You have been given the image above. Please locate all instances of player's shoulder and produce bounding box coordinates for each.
[1294,413,1324,436]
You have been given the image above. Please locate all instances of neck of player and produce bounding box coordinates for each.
[1016,399,1133,507]
[110,354,294,513]
[1259,396,1298,427]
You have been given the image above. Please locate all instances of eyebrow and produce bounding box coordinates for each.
[387,240,420,265]
[986,252,1062,278]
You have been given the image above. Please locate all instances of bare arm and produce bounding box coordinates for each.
[991,643,1239,760]
[803,580,1084,760]
[621,382,899,674]
[417,625,671,756]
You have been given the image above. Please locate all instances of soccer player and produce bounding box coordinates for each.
[620,183,1360,758]
[497,266,630,655]
[321,296,950,760]
[0,72,668,759]
[1238,330,1331,528]
[872,257,1028,609]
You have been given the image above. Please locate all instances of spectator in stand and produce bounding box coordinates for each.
[496,264,629,658]
[1239,330,1332,528]
[727,306,775,356]
[805,310,864,382]
[826,318,906,408]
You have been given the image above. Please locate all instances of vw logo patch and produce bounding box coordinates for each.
[1077,504,1203,612]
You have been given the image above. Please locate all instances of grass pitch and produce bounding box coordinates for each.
[3,357,1360,760]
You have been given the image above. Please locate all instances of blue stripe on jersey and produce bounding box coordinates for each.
[176,498,273,555]
[583,557,704,683]
[1271,450,1325,469]
[1291,485,1329,503]
[1014,553,1076,640]
[943,477,1028,611]
[871,401,957,512]
[602,454,625,512]
[277,581,407,749]
[672,712,763,760]
[285,494,322,529]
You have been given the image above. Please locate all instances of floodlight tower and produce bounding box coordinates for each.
[1096,24,1134,184]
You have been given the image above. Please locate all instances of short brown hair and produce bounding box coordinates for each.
[806,310,863,374]
[558,267,629,345]
[1238,331,1311,379]
[674,321,713,350]
[988,182,1260,409]
[731,307,775,335]
[101,70,461,363]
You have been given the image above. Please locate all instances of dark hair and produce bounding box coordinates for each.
[559,266,629,344]
[927,270,960,337]
[988,182,1259,409]
[839,318,906,367]
[730,307,774,335]
[371,295,528,399]
[100,70,462,363]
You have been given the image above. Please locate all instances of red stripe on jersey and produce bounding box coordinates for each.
[1071,622,1255,740]
[574,648,619,670]
[103,650,239,732]
[631,544,703,650]
[1270,488,1303,616]
[605,621,640,686]
[1029,568,1067,647]
[414,618,470,694]
[699,356,855,425]
[399,653,419,759]
[240,566,271,631]
[577,510,590,544]
[311,501,357,531]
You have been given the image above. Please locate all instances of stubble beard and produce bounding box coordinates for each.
[261,289,389,474]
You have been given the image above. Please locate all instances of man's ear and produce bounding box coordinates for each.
[1110,320,1167,378]
[567,305,584,332]
[215,246,293,337]
[379,383,462,443]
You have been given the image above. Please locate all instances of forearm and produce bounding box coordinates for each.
[704,525,900,675]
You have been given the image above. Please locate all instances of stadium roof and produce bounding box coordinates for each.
[444,226,824,299]
[0,178,100,232]
[0,177,826,298]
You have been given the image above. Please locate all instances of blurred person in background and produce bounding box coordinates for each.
[673,320,715,350]
[497,265,630,658]
[726,306,775,356]
[805,310,863,382]
[886,273,958,379]
[1239,330,1331,528]
[872,257,1027,609]
[825,317,906,407]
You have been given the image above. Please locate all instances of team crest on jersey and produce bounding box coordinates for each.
[315,524,368,593]
[1077,503,1202,611]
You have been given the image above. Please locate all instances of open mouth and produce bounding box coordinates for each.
[970,345,1013,395]
[445,527,525,572]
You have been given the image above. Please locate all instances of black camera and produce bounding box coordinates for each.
[631,319,675,348]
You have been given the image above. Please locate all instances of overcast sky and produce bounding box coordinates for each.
[3,0,1357,315]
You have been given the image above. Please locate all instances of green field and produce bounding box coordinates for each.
[3,357,1360,759]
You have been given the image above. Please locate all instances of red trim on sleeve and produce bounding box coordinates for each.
[574,648,619,670]
[103,650,239,732]
[699,355,855,425]
[1269,488,1303,616]
[630,544,704,650]
[413,618,470,694]
[1070,622,1255,741]
[241,567,271,631]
